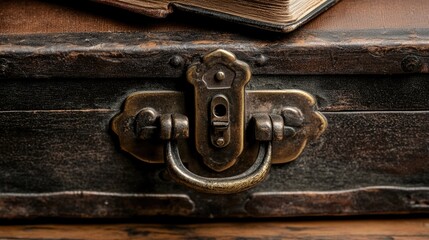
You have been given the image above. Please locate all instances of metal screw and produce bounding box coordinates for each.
[401,55,422,73]
[215,137,225,147]
[169,55,184,68]
[215,71,226,81]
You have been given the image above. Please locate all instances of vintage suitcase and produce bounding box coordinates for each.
[0,0,428,218]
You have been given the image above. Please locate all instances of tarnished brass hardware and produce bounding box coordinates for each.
[134,108,189,141]
[165,141,272,194]
[210,94,230,148]
[112,49,327,194]
[187,49,250,172]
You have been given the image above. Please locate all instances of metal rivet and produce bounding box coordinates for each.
[401,55,422,73]
[215,71,226,81]
[215,137,225,147]
[169,55,184,68]
[255,54,267,66]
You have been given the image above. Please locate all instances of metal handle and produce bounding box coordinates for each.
[111,49,328,194]
[165,140,272,194]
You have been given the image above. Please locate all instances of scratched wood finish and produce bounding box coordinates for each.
[1,31,428,78]
[0,112,428,193]
[1,0,429,77]
[0,110,427,217]
[0,219,428,240]
[1,75,429,111]
[0,0,428,219]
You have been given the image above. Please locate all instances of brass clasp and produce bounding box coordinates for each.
[112,49,327,194]
[186,50,250,172]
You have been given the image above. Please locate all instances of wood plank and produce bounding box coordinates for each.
[0,219,428,240]
[0,188,426,219]
[249,75,429,112]
[0,192,195,218]
[0,111,427,193]
[1,30,428,77]
[246,187,429,217]
[0,110,427,217]
[0,78,179,111]
[1,75,429,111]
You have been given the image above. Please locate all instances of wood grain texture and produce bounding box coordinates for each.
[1,0,429,77]
[0,111,427,193]
[0,219,428,240]
[0,110,427,217]
[0,192,196,218]
[1,75,429,111]
[0,0,428,219]
[246,187,429,217]
[0,188,426,219]
[1,30,428,77]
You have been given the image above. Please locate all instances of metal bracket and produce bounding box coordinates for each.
[112,49,327,194]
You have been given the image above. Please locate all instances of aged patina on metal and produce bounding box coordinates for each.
[112,49,327,194]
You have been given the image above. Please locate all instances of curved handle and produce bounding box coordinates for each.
[165,140,272,194]
[112,49,328,194]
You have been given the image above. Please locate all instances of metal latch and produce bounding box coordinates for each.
[112,49,327,194]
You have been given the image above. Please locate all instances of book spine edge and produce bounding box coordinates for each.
[92,0,173,18]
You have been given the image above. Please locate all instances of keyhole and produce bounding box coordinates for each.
[214,104,227,117]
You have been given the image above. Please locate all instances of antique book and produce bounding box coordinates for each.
[94,0,340,32]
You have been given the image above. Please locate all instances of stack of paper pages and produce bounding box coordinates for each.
[94,0,340,32]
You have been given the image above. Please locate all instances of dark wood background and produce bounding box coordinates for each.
[0,0,428,219]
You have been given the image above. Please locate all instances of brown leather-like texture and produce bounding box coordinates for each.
[1,0,429,34]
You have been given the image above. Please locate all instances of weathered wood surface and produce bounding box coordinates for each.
[0,110,427,217]
[1,111,428,193]
[1,75,429,111]
[0,0,428,219]
[1,0,429,77]
[0,188,427,219]
[1,30,428,78]
[0,219,428,240]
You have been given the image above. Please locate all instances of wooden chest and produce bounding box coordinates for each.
[0,0,428,218]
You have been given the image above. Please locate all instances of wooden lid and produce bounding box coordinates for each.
[0,0,428,77]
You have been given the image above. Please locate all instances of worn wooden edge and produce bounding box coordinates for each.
[0,187,427,218]
[0,30,428,78]
[0,192,195,219]
[245,186,429,217]
[0,218,428,240]
[91,0,173,18]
